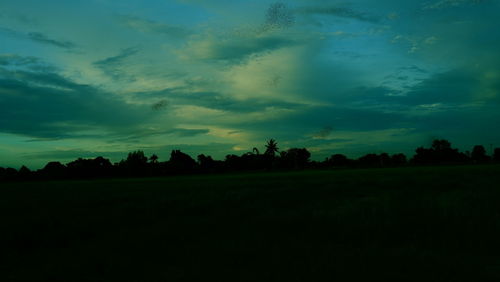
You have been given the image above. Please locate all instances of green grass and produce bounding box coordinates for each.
[2,165,500,281]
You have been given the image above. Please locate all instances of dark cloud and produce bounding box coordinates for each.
[402,69,480,105]
[110,128,210,145]
[312,126,334,139]
[167,128,210,137]
[0,54,39,66]
[0,56,152,139]
[223,104,409,139]
[93,48,139,81]
[133,89,307,113]
[151,99,169,111]
[0,27,76,49]
[26,32,76,49]
[118,15,191,38]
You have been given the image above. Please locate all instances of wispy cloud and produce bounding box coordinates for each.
[0,26,76,49]
[26,32,76,49]
[117,15,191,38]
[93,48,139,81]
[423,0,488,10]
[296,5,380,23]
[0,54,39,66]
[180,34,298,62]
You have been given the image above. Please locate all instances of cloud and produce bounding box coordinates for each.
[312,126,334,139]
[423,0,489,10]
[93,48,139,81]
[167,128,210,137]
[0,27,76,49]
[133,88,306,114]
[401,69,481,105]
[0,55,152,139]
[26,32,76,49]
[117,15,191,38]
[0,54,39,66]
[181,33,299,62]
[296,5,380,23]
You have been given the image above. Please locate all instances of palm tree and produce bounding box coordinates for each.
[264,139,279,157]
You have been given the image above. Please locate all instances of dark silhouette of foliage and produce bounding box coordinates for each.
[280,148,311,169]
[125,151,148,167]
[328,154,351,167]
[358,154,381,167]
[264,139,279,157]
[0,167,18,180]
[391,153,407,166]
[471,145,490,163]
[67,157,113,178]
[379,153,391,166]
[197,154,220,172]
[494,148,500,162]
[224,154,242,170]
[149,154,159,164]
[0,138,496,182]
[116,151,151,176]
[168,150,196,173]
[18,165,32,180]
[412,139,468,164]
[42,161,67,179]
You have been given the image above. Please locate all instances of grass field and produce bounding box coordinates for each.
[2,165,500,281]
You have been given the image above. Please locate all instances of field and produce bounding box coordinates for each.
[2,165,500,281]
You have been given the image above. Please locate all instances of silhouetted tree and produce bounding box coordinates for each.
[117,151,149,176]
[42,162,67,179]
[379,153,391,166]
[280,148,311,169]
[241,151,265,170]
[3,167,18,180]
[328,154,350,167]
[224,154,242,170]
[494,148,500,162]
[358,154,380,167]
[412,139,466,164]
[18,165,32,180]
[168,150,196,173]
[471,145,489,163]
[67,157,113,178]
[391,153,407,166]
[265,139,279,157]
[198,154,217,172]
[149,154,159,164]
[126,151,148,167]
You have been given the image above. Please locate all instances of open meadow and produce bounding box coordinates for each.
[2,165,500,281]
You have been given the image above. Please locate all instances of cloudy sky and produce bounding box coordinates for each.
[1,0,499,168]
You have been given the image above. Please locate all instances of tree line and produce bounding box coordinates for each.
[1,139,500,181]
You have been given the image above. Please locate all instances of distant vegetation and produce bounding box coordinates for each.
[1,139,500,181]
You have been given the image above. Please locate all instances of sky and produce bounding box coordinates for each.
[1,0,500,169]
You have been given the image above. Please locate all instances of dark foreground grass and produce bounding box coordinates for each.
[1,165,500,281]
